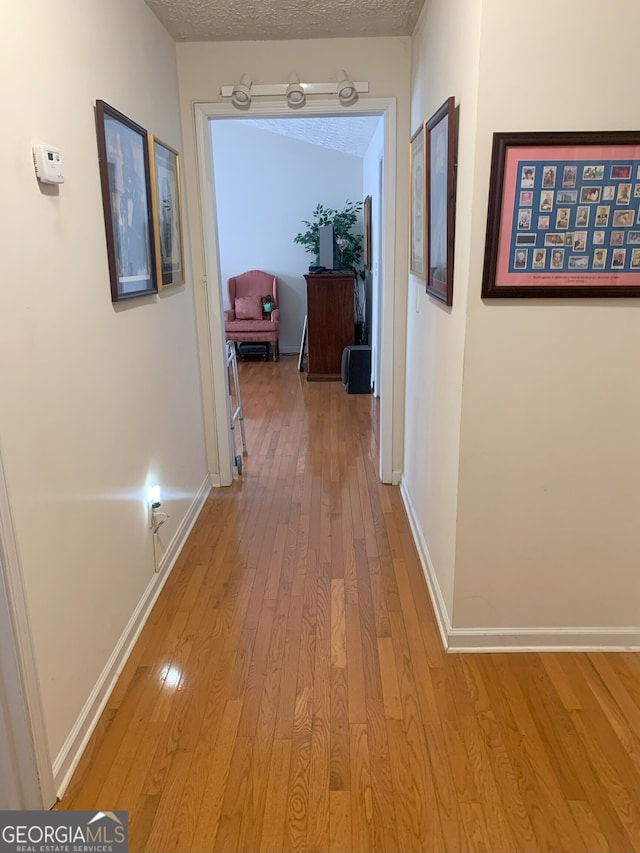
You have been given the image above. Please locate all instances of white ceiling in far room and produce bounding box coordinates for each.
[237,116,382,159]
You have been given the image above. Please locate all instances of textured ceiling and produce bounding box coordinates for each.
[238,116,382,158]
[145,0,425,41]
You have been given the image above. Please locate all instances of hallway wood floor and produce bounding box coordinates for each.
[60,356,640,852]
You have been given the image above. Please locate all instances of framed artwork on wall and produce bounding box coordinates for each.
[409,123,426,278]
[95,100,157,302]
[149,136,186,289]
[482,130,640,298]
[425,96,457,306]
[364,194,372,270]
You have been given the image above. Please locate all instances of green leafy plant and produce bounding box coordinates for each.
[294,199,367,332]
[294,200,364,275]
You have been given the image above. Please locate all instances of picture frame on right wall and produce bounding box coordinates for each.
[409,122,426,278]
[482,130,640,298]
[425,96,457,306]
[364,194,372,270]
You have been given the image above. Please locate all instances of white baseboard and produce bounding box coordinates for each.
[448,627,640,653]
[53,475,211,797]
[209,471,222,487]
[399,479,640,654]
[391,469,402,485]
[399,480,451,651]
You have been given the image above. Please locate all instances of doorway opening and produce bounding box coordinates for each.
[209,115,380,358]
[194,98,397,487]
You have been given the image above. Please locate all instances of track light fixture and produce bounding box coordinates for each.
[221,72,368,110]
[286,72,306,109]
[337,70,358,106]
[231,74,252,109]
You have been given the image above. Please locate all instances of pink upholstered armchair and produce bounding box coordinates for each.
[224,270,280,361]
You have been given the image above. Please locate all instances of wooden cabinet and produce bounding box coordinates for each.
[304,272,354,381]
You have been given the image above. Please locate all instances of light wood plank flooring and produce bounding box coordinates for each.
[59,355,640,852]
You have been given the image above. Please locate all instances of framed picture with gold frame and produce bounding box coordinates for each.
[409,122,426,278]
[148,136,185,289]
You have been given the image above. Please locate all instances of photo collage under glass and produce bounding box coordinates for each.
[509,161,640,274]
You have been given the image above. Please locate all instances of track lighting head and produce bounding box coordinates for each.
[231,74,252,109]
[337,70,358,106]
[286,72,306,109]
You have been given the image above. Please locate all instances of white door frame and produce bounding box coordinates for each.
[374,156,384,397]
[194,98,397,484]
[0,446,54,808]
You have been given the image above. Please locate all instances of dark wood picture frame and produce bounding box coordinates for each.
[149,135,185,290]
[482,130,640,298]
[363,194,372,270]
[409,123,426,278]
[95,100,157,302]
[425,96,457,306]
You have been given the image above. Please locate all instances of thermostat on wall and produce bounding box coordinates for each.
[32,145,64,184]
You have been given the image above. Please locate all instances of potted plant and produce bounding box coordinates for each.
[294,200,367,342]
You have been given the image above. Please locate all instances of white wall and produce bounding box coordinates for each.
[403,0,482,617]
[407,0,640,639]
[453,0,640,632]
[210,121,363,352]
[1,0,207,772]
[177,37,411,477]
